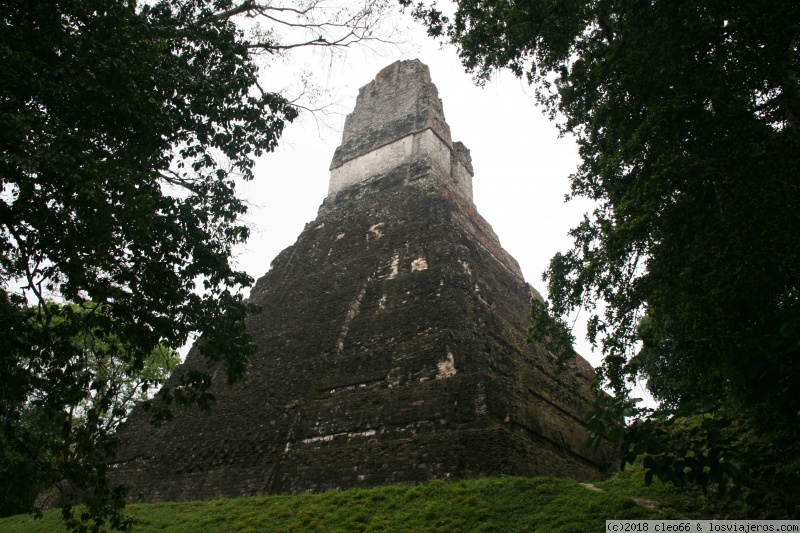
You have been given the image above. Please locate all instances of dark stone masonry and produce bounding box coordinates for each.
[111,60,617,502]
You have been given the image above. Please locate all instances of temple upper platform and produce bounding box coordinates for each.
[328,60,474,202]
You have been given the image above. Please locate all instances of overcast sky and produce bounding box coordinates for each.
[234,12,603,366]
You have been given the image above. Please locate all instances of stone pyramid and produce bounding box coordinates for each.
[112,60,616,502]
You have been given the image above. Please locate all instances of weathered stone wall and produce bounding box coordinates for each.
[328,60,473,202]
[451,141,474,201]
[330,60,451,168]
[110,59,617,503]
[329,130,452,198]
[112,169,617,502]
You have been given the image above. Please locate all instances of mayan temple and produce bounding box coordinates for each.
[112,60,617,502]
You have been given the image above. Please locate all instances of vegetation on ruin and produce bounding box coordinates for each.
[0,463,774,532]
[404,0,800,514]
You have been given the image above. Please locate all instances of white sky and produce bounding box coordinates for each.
[234,11,604,367]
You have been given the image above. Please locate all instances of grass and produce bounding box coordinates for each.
[0,463,754,532]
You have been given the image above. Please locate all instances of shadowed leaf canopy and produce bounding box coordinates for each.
[405,0,800,512]
[0,0,297,526]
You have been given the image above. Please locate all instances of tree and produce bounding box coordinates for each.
[1,0,394,528]
[404,0,800,512]
[0,303,179,519]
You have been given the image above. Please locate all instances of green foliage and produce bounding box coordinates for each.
[0,0,297,527]
[0,302,179,523]
[0,406,57,519]
[526,298,577,369]
[403,0,800,512]
[623,405,800,513]
[0,469,773,532]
